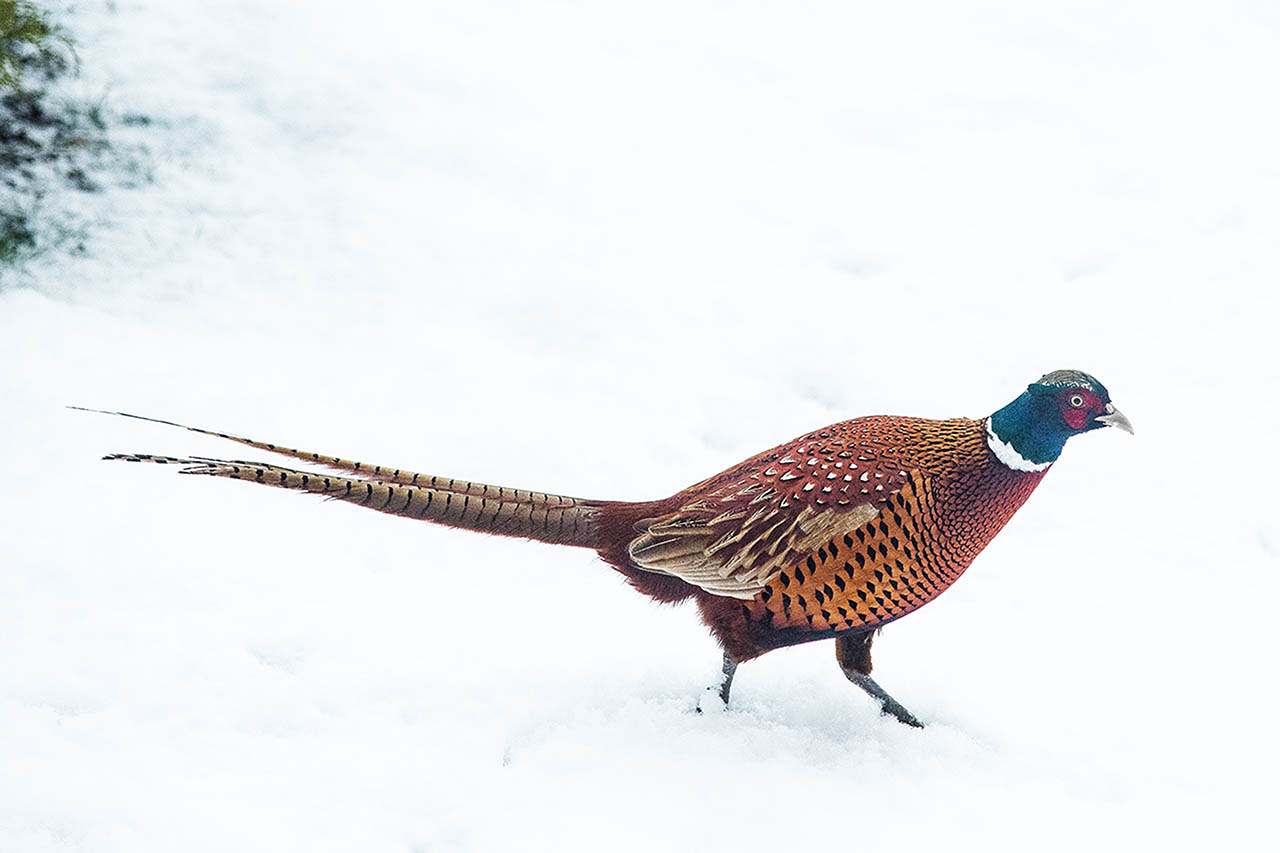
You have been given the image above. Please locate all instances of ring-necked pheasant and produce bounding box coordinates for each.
[78,369,1131,726]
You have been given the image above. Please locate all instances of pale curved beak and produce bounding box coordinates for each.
[1095,402,1134,434]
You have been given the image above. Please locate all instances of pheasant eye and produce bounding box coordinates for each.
[1069,394,1085,408]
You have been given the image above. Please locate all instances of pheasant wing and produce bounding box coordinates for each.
[628,497,880,599]
[626,422,919,599]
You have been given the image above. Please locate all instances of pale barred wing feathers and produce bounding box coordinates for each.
[628,495,880,600]
[625,422,920,600]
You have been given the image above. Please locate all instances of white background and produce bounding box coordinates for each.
[2,1,1277,849]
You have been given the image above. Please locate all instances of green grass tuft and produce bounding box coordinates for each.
[1,0,75,93]
[1,2,152,273]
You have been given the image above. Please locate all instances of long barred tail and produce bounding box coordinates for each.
[78,409,608,548]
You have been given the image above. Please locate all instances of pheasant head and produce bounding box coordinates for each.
[986,369,1134,472]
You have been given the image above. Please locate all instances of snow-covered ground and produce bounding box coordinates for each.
[3,1,1278,849]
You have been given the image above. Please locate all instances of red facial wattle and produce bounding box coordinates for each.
[1061,390,1103,430]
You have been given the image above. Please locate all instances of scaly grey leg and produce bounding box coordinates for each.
[835,632,923,727]
[843,670,924,728]
[697,651,738,713]
[717,651,738,704]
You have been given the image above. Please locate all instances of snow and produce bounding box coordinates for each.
[2,0,1279,849]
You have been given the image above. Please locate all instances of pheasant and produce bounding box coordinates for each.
[77,369,1132,726]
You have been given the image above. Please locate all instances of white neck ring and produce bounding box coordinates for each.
[985,418,1053,472]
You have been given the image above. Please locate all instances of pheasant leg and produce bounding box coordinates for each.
[697,652,738,712]
[842,670,924,728]
[716,652,738,704]
[835,632,923,727]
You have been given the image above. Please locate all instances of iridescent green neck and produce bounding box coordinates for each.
[986,390,1064,471]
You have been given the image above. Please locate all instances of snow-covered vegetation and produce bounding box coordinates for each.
[1,1,151,265]
[2,1,1277,850]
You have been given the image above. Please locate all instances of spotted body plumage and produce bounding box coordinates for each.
[79,369,1131,726]
[629,416,1048,663]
